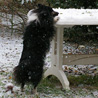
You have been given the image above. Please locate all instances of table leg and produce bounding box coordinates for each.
[44,27,70,90]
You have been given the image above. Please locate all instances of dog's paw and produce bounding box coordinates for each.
[54,16,60,22]
[31,88,38,95]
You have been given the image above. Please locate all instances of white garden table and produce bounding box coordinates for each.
[44,9,98,90]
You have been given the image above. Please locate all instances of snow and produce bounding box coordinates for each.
[5,83,13,88]
[0,32,23,71]
[0,32,23,97]
[54,9,98,26]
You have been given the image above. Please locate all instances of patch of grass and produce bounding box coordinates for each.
[38,76,66,95]
[0,80,3,86]
[68,75,98,89]
[1,73,98,98]
[38,75,98,94]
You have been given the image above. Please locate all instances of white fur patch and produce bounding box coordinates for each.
[27,9,59,23]
[54,16,60,22]
[27,9,39,23]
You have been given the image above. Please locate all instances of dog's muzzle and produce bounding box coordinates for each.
[52,11,59,17]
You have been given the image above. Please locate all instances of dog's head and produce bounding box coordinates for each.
[37,4,59,17]
[27,4,59,23]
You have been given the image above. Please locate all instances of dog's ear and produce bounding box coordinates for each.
[37,4,43,8]
[52,11,59,17]
[48,3,51,7]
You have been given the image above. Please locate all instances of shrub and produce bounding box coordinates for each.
[0,0,47,33]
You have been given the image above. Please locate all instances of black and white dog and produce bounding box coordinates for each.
[13,4,59,94]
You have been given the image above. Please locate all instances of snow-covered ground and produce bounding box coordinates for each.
[0,31,98,98]
[0,31,22,97]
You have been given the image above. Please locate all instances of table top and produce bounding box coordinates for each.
[54,9,98,27]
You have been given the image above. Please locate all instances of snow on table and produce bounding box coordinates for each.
[54,8,98,26]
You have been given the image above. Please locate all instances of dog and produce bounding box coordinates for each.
[13,4,59,94]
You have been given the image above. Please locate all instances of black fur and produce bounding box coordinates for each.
[13,4,59,91]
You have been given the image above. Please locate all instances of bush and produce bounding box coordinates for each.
[0,0,47,33]
[0,0,27,32]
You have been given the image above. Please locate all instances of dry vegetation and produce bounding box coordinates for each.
[0,0,47,33]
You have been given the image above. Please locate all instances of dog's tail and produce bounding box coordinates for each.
[13,66,25,85]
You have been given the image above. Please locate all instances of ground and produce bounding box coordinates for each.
[0,31,98,98]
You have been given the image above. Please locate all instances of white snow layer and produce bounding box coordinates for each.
[54,9,98,26]
[0,33,23,71]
